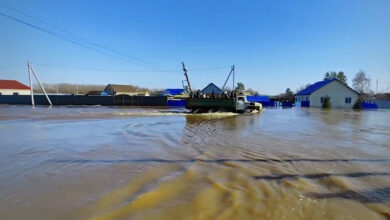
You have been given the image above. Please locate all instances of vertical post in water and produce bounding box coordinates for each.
[28,61,35,107]
[30,64,52,106]
[232,65,235,92]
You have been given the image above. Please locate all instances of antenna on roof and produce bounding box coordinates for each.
[27,61,52,107]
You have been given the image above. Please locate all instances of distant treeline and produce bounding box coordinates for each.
[33,83,106,94]
[33,82,260,96]
[376,93,390,100]
[33,83,162,95]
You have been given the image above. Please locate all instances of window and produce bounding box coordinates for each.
[0,92,2,95]
[345,97,352,104]
[13,92,19,96]
[321,97,324,103]
[306,97,309,101]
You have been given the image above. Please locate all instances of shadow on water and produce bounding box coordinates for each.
[48,158,390,204]
[307,187,390,203]
[184,111,261,130]
[311,108,363,126]
[49,158,390,164]
[253,172,390,180]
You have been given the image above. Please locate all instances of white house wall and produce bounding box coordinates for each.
[310,81,358,108]
[0,89,31,95]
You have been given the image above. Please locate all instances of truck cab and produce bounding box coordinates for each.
[235,92,262,113]
[235,93,247,112]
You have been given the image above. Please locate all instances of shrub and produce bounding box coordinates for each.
[353,97,362,110]
[322,96,331,109]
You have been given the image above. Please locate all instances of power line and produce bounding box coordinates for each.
[0,6,232,75]
[0,8,153,67]
[34,63,181,73]
[190,66,231,71]
[0,64,25,70]
[0,4,87,42]
[0,12,141,63]
[33,63,231,73]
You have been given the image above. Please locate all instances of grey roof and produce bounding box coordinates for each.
[105,84,137,92]
[201,83,222,94]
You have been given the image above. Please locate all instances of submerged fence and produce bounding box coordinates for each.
[0,95,167,106]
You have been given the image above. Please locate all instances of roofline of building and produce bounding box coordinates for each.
[295,79,359,96]
[0,79,31,90]
[0,88,30,90]
[201,82,221,91]
[339,79,360,95]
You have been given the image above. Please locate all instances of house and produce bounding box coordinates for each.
[0,80,31,95]
[201,83,222,95]
[135,90,150,96]
[295,79,359,108]
[104,84,149,96]
[161,88,189,98]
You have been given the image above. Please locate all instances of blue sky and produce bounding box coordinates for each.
[0,0,389,94]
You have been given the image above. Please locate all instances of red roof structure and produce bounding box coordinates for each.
[0,80,30,90]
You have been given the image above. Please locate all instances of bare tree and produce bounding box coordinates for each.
[33,83,106,94]
[352,71,371,93]
[33,83,150,95]
[283,88,294,102]
[246,88,259,95]
[296,83,312,93]
[236,82,245,91]
[149,89,165,95]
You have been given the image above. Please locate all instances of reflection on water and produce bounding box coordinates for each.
[0,106,389,219]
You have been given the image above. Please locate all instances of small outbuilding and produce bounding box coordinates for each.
[295,79,359,108]
[104,84,149,96]
[0,80,31,95]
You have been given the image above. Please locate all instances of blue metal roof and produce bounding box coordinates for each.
[163,89,185,96]
[246,96,270,102]
[295,79,335,96]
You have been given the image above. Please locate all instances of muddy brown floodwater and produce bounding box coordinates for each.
[0,105,389,219]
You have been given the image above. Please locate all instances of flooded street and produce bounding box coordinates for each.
[0,106,389,219]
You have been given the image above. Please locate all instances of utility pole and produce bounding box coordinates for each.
[376,79,378,96]
[220,65,235,94]
[182,62,192,93]
[232,65,235,92]
[28,62,52,106]
[27,61,35,107]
